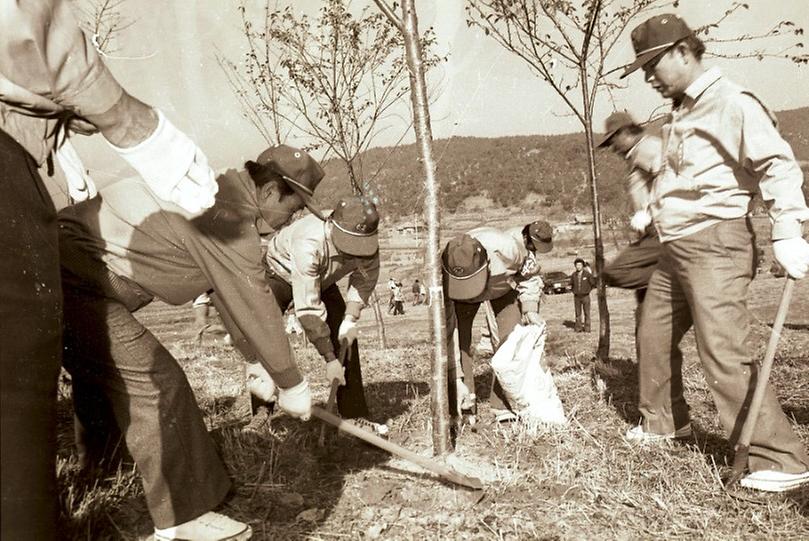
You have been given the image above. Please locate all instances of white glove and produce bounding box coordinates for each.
[245,362,276,402]
[338,317,358,345]
[325,359,346,386]
[277,379,312,421]
[109,110,218,214]
[630,210,652,233]
[456,378,475,410]
[773,237,809,279]
[523,311,542,326]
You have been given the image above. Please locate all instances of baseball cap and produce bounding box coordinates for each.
[256,145,326,220]
[597,111,637,148]
[527,220,553,253]
[621,14,693,79]
[330,196,379,257]
[442,234,488,300]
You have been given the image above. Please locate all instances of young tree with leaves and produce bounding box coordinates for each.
[466,0,807,359]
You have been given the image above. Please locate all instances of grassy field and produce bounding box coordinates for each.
[56,272,809,540]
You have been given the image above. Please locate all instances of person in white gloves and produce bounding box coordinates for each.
[58,144,326,539]
[598,112,663,354]
[238,195,383,432]
[0,2,218,538]
[442,221,553,423]
[620,13,809,493]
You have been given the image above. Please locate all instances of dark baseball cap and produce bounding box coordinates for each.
[330,196,379,257]
[256,145,326,220]
[597,111,637,148]
[527,220,553,253]
[442,234,488,300]
[621,14,693,79]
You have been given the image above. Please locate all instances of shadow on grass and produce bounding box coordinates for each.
[210,379,433,538]
[592,357,640,425]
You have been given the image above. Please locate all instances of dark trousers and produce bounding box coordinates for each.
[603,232,661,356]
[638,218,809,472]
[60,235,231,528]
[0,130,62,540]
[452,289,522,412]
[573,294,591,331]
[255,278,369,419]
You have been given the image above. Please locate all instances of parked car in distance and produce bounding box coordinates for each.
[542,271,573,295]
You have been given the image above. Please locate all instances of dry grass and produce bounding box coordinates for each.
[56,274,809,539]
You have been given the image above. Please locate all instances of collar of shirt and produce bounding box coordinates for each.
[681,66,723,108]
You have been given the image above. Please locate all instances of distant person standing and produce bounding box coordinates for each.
[387,277,397,314]
[412,279,422,305]
[392,281,406,315]
[570,258,594,332]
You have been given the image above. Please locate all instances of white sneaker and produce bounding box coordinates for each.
[154,511,252,541]
[625,423,692,442]
[492,409,518,423]
[740,470,809,493]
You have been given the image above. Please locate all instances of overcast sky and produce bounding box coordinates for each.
[72,0,809,183]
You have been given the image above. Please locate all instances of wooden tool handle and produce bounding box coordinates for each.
[312,406,483,490]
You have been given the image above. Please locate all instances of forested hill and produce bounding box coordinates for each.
[314,106,809,222]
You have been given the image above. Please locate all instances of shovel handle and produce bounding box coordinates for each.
[312,406,484,490]
[728,276,795,486]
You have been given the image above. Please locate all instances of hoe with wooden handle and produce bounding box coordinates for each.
[725,276,796,488]
[312,405,484,490]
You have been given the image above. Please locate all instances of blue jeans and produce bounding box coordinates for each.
[60,232,231,528]
[638,218,808,473]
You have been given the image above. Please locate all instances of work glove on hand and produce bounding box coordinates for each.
[522,311,542,327]
[773,237,809,279]
[630,210,652,233]
[109,109,218,215]
[325,359,346,386]
[456,378,476,411]
[245,362,276,402]
[337,316,358,345]
[277,379,312,421]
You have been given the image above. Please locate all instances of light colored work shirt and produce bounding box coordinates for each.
[265,213,380,347]
[652,67,809,242]
[462,226,541,313]
[625,134,662,214]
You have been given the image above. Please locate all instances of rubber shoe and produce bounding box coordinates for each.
[625,423,692,442]
[154,511,252,540]
[492,409,518,423]
[740,470,809,493]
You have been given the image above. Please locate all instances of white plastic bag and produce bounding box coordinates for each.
[490,322,567,425]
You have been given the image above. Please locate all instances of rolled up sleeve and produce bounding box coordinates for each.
[1,0,123,116]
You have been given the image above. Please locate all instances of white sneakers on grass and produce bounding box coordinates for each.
[154,511,252,541]
[740,470,809,493]
[624,423,692,442]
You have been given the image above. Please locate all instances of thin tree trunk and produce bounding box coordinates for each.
[580,0,610,361]
[369,291,388,349]
[398,0,451,456]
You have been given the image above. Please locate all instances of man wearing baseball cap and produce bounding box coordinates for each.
[240,195,386,434]
[622,14,809,492]
[599,112,663,355]
[56,144,324,537]
[443,221,551,423]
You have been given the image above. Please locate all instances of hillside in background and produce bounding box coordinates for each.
[314,106,809,223]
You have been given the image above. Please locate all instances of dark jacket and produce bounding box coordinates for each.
[570,269,594,296]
